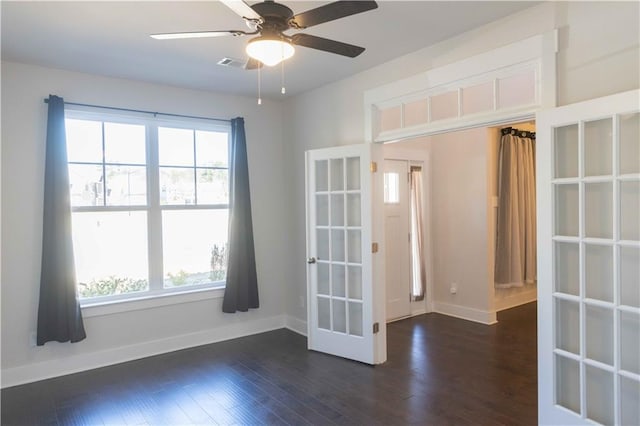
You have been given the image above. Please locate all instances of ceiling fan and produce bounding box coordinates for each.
[151,0,378,69]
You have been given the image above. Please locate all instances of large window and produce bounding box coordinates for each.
[65,109,230,304]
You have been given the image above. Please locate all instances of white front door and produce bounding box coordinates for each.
[305,143,384,364]
[384,159,411,321]
[537,90,640,425]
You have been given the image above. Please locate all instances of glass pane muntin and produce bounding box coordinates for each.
[314,155,364,337]
[551,111,640,421]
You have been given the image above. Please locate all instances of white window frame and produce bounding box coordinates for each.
[65,106,231,310]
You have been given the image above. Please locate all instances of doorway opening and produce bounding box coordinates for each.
[382,120,537,325]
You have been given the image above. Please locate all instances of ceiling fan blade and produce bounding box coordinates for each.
[291,33,365,58]
[219,0,262,21]
[151,30,248,40]
[290,1,378,29]
[245,58,264,70]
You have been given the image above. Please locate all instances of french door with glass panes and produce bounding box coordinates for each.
[305,144,383,364]
[537,90,639,425]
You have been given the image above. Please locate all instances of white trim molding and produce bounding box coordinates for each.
[433,301,498,325]
[284,315,308,336]
[1,314,286,389]
[494,287,538,312]
[364,30,558,143]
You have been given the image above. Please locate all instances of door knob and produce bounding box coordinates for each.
[307,257,317,264]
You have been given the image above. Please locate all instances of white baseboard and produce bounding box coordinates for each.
[495,288,537,312]
[411,308,427,317]
[433,301,497,325]
[1,314,286,389]
[284,315,307,336]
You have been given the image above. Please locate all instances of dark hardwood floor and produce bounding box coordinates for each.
[1,303,537,425]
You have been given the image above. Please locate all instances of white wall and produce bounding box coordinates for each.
[403,129,495,323]
[283,1,640,323]
[0,62,291,386]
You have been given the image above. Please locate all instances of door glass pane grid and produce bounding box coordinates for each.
[553,114,640,423]
[554,241,580,296]
[585,364,615,425]
[618,112,640,176]
[326,155,365,335]
[620,374,640,426]
[584,118,613,178]
[555,353,581,416]
[619,179,640,242]
[313,154,364,337]
[619,245,640,308]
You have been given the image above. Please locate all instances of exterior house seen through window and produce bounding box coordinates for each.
[65,109,230,304]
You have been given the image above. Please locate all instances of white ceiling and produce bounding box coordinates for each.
[1,1,538,99]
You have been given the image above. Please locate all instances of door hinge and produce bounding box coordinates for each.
[373,322,379,334]
[372,242,379,253]
[370,161,378,173]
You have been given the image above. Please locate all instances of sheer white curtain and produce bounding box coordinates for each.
[495,128,536,288]
[410,167,426,300]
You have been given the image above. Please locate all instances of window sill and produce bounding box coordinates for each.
[81,286,225,318]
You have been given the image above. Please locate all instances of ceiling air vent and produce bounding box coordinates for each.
[217,57,246,69]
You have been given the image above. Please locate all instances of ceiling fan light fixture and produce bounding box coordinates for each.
[246,36,294,67]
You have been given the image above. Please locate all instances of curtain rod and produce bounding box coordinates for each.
[43,99,231,123]
[501,126,536,139]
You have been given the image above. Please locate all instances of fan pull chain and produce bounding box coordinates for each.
[257,65,262,105]
[281,51,286,95]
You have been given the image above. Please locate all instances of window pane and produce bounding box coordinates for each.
[72,211,149,298]
[196,130,228,167]
[384,172,399,203]
[65,119,103,163]
[105,165,147,206]
[104,122,146,164]
[159,127,194,166]
[160,167,195,205]
[162,209,229,287]
[69,164,104,206]
[196,169,228,204]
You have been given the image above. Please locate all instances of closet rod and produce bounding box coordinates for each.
[43,98,231,123]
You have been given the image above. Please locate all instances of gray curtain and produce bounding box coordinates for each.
[410,167,426,301]
[495,128,537,288]
[222,117,259,312]
[37,95,86,345]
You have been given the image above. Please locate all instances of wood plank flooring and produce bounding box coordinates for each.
[1,303,537,425]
